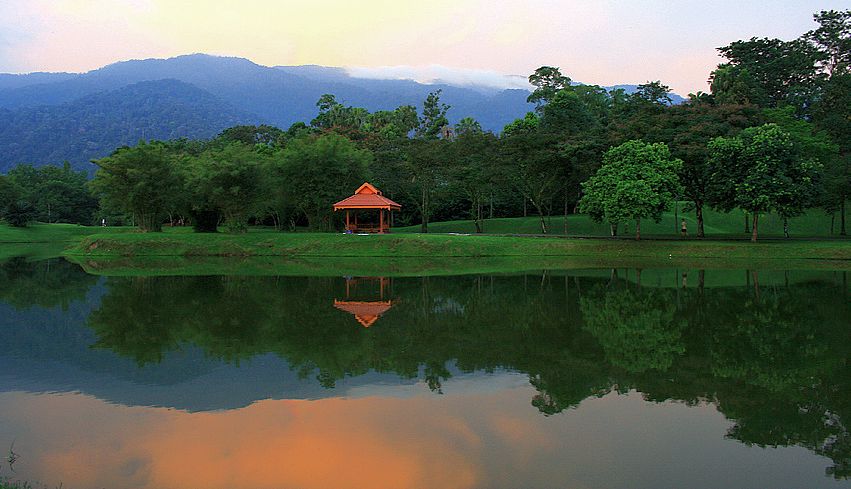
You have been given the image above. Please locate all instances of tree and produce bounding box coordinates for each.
[527,66,571,106]
[807,10,851,234]
[499,131,563,233]
[90,142,184,232]
[805,9,851,77]
[6,163,98,225]
[278,134,371,230]
[710,37,821,113]
[813,74,851,235]
[656,102,762,237]
[399,138,450,233]
[416,90,450,140]
[0,175,31,227]
[215,124,285,147]
[633,81,673,106]
[184,143,268,233]
[452,130,498,232]
[707,124,823,241]
[579,141,682,240]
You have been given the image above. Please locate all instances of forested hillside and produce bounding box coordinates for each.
[0,54,689,168]
[0,79,252,172]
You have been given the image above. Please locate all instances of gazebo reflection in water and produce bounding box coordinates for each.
[333,276,395,327]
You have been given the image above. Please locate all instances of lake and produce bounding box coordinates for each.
[0,257,848,489]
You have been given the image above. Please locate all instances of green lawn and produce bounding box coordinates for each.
[395,206,847,237]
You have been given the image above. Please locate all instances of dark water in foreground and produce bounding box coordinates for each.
[0,258,849,489]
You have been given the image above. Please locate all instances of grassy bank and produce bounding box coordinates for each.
[65,231,851,261]
[396,207,847,237]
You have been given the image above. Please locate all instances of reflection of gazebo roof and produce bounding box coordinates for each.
[333,183,401,211]
[333,300,394,327]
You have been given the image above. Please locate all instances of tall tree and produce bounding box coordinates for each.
[707,124,823,241]
[91,142,184,232]
[184,143,268,233]
[278,134,371,230]
[579,140,682,240]
[527,66,571,107]
[710,37,821,113]
[416,90,450,140]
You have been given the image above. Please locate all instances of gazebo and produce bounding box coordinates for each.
[333,182,401,234]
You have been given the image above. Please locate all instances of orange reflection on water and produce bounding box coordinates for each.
[0,388,554,489]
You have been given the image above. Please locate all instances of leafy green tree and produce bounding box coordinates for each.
[398,138,451,232]
[707,124,823,241]
[499,131,563,233]
[502,112,539,136]
[6,163,98,225]
[452,130,498,232]
[813,74,851,235]
[90,142,185,232]
[416,90,450,140]
[633,81,673,106]
[184,143,268,233]
[805,9,851,77]
[710,37,821,113]
[215,124,285,147]
[454,117,482,136]
[807,9,851,234]
[0,175,31,227]
[579,141,682,239]
[527,66,571,106]
[278,134,371,230]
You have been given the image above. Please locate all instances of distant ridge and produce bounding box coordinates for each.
[0,54,686,170]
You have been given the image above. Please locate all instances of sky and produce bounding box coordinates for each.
[0,0,848,95]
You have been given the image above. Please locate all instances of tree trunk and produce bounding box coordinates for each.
[831,212,835,235]
[695,203,705,238]
[563,194,568,235]
[536,205,548,234]
[744,212,750,234]
[523,197,527,217]
[610,223,618,237]
[473,201,483,233]
[751,213,759,242]
[841,198,847,236]
[674,200,678,234]
[635,217,641,240]
[783,217,789,238]
[420,188,429,233]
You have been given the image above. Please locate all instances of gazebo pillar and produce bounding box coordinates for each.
[346,211,350,231]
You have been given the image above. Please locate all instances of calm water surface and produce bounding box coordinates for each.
[0,258,848,489]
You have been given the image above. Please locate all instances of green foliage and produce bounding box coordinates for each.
[502,112,539,136]
[6,162,98,225]
[278,134,371,230]
[416,90,450,139]
[579,141,682,239]
[90,141,184,232]
[581,284,685,373]
[707,124,824,239]
[184,143,268,233]
[710,37,821,113]
[527,66,571,106]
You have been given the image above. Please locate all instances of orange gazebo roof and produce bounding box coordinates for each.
[333,183,401,211]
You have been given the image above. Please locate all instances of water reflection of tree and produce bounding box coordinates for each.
[0,257,96,310]
[580,283,686,373]
[86,271,850,478]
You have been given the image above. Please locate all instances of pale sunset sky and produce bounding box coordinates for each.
[0,0,848,94]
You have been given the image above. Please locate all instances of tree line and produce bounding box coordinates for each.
[0,9,848,241]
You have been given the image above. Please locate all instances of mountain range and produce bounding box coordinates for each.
[0,54,685,173]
